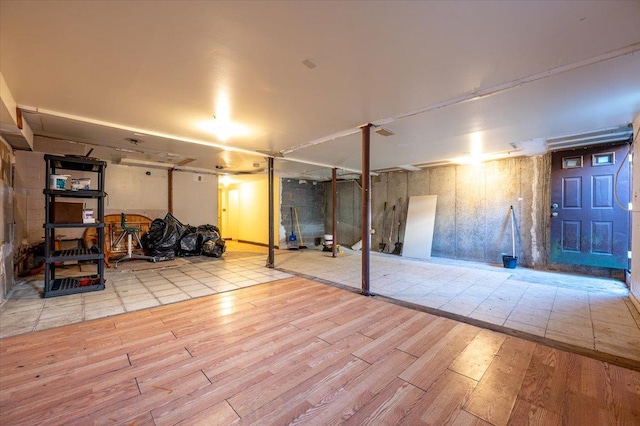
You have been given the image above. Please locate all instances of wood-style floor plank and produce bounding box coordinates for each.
[342,378,424,425]
[463,336,537,426]
[449,328,507,381]
[398,322,480,390]
[400,369,477,425]
[0,277,637,425]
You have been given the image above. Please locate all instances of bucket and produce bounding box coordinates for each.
[323,234,333,244]
[502,255,518,269]
[49,175,70,190]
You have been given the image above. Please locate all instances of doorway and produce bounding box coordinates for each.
[550,143,631,269]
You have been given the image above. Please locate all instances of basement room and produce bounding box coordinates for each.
[1,1,639,424]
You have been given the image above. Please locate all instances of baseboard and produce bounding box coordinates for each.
[237,240,270,248]
[630,290,640,316]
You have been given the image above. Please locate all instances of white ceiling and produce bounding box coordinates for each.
[1,1,639,179]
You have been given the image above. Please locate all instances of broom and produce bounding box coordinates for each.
[293,207,307,249]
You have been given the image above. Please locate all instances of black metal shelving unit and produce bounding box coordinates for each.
[43,155,107,297]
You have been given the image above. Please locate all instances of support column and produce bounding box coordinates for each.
[361,124,372,296]
[332,168,338,258]
[266,157,275,268]
[168,169,173,214]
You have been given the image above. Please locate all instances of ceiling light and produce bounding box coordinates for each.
[451,151,512,165]
[374,127,394,137]
[198,92,251,141]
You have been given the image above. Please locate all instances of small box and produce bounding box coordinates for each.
[71,178,91,191]
[51,202,83,224]
[82,209,95,224]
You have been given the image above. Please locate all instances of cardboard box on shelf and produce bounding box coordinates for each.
[51,202,83,224]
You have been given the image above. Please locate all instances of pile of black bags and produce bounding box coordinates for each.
[142,213,226,261]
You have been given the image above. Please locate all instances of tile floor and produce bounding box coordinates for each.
[2,242,639,365]
[0,244,291,339]
[276,248,640,363]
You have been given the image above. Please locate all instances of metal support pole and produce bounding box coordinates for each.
[361,124,372,296]
[266,156,275,268]
[168,169,173,214]
[332,167,338,258]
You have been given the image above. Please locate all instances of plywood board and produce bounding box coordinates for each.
[402,195,437,260]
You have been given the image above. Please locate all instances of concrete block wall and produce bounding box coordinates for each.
[14,151,48,244]
[1,140,14,298]
[322,180,362,247]
[280,179,325,248]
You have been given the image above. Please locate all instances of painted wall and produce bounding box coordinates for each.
[15,153,226,244]
[105,164,168,220]
[221,175,280,246]
[171,171,218,226]
[630,114,640,311]
[14,151,48,243]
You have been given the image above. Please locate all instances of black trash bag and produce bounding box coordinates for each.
[177,225,200,256]
[164,213,186,240]
[141,216,179,261]
[197,224,226,258]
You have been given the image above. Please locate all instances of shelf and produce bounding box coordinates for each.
[44,222,103,229]
[44,189,105,198]
[46,248,103,263]
[44,275,105,298]
[45,154,105,172]
[44,154,106,298]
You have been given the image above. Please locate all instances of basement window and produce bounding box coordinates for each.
[592,153,614,166]
[562,156,583,169]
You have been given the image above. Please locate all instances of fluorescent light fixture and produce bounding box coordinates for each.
[398,165,421,171]
[118,158,173,169]
[173,165,220,175]
[374,127,394,137]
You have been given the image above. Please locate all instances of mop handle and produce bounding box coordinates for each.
[510,205,515,257]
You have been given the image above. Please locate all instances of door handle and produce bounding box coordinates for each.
[551,212,558,217]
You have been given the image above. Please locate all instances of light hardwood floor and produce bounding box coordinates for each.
[1,277,638,425]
